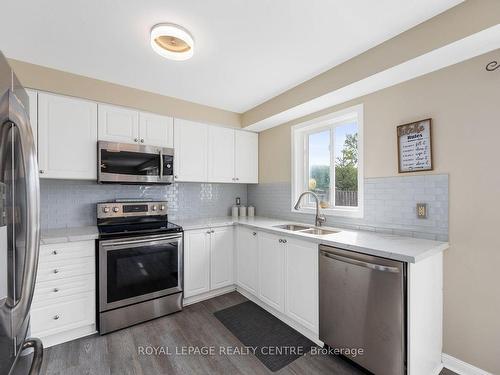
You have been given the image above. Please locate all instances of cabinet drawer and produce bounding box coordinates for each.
[36,257,94,282]
[33,274,95,306]
[30,291,95,337]
[39,241,95,264]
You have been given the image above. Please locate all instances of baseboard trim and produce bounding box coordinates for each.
[442,353,493,375]
[183,285,236,306]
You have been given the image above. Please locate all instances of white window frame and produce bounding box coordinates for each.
[291,104,364,219]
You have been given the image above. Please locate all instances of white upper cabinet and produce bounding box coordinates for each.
[208,126,235,183]
[258,231,285,312]
[210,226,234,290]
[285,238,319,333]
[26,89,38,152]
[98,104,173,148]
[38,92,97,180]
[98,104,139,144]
[235,130,258,183]
[174,119,208,182]
[139,112,173,148]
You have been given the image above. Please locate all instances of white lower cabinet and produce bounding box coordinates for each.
[236,226,259,295]
[284,238,318,333]
[210,227,234,289]
[183,226,234,300]
[31,240,96,347]
[183,229,211,297]
[258,232,285,312]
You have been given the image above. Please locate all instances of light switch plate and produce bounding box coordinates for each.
[417,203,427,219]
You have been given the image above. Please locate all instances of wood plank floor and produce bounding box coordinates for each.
[35,292,456,375]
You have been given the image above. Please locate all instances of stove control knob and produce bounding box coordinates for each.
[113,207,120,213]
[160,205,165,211]
[152,205,157,211]
[103,206,110,213]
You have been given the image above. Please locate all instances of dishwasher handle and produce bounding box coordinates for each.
[320,251,401,273]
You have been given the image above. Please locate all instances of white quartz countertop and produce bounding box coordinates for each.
[40,216,449,263]
[40,226,99,245]
[177,216,449,263]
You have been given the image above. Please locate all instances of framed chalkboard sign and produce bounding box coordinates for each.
[397,119,433,173]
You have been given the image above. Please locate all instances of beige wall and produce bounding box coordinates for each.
[242,0,500,127]
[258,50,500,373]
[8,59,241,128]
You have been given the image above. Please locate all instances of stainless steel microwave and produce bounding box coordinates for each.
[98,141,174,184]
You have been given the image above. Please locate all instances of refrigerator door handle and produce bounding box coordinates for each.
[5,91,40,334]
[21,338,44,375]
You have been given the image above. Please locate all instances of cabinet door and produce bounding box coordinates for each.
[207,126,235,183]
[174,119,208,182]
[38,92,97,179]
[210,227,234,290]
[183,229,211,298]
[139,112,173,148]
[258,232,284,312]
[26,89,38,152]
[98,104,139,144]
[234,130,258,183]
[285,238,319,333]
[236,227,259,295]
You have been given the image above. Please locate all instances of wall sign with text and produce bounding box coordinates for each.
[397,119,433,173]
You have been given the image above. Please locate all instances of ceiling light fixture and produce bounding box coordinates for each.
[150,23,194,61]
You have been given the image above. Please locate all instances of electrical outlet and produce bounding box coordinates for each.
[417,203,427,219]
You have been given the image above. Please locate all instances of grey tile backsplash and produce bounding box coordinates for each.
[40,180,247,229]
[41,174,448,241]
[247,174,448,241]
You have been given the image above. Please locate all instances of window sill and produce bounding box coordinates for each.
[291,207,363,219]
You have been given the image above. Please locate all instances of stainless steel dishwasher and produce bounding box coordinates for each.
[319,245,407,375]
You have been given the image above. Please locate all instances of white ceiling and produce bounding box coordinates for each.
[1,0,462,113]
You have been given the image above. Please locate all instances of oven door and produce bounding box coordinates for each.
[98,141,174,184]
[98,233,182,312]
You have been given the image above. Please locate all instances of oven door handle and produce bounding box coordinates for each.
[102,235,181,249]
[159,148,164,179]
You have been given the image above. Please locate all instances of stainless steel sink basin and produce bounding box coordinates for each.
[273,224,311,231]
[300,228,339,236]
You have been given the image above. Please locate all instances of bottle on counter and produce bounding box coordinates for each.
[248,206,255,217]
[239,206,247,217]
[232,205,239,218]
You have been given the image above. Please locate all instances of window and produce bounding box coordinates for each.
[292,105,363,218]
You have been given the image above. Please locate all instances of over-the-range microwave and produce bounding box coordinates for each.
[98,141,174,184]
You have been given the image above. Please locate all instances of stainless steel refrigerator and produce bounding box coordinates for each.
[0,52,43,375]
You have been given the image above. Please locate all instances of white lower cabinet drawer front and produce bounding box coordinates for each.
[30,291,95,337]
[39,241,95,264]
[36,257,94,282]
[32,274,95,306]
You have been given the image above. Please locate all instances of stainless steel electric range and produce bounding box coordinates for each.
[96,200,183,334]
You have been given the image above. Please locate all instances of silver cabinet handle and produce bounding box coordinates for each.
[134,138,138,142]
[252,232,257,236]
[141,138,144,143]
[39,170,44,174]
[53,315,60,320]
[282,239,287,243]
[320,251,401,273]
[3,93,40,337]
[53,288,59,293]
[53,269,59,274]
[278,239,282,243]
[174,175,178,179]
[206,230,211,234]
[159,149,164,179]
[211,230,215,233]
[52,250,58,255]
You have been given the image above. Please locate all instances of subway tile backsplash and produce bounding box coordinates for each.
[40,180,247,229]
[41,174,448,241]
[247,174,448,241]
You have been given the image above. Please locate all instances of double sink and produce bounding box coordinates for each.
[273,224,339,236]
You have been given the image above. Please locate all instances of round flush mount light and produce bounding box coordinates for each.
[150,23,194,61]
